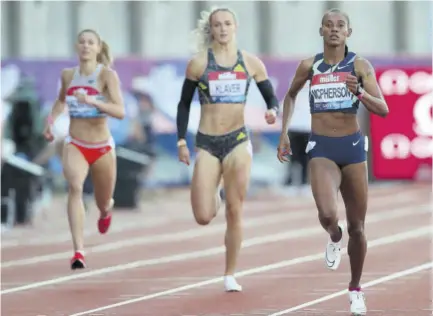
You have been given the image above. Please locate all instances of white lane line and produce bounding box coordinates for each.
[0,199,309,248]
[0,216,170,248]
[268,262,433,315]
[64,227,431,316]
[0,197,317,249]
[1,205,429,294]
[2,198,427,269]
[1,206,314,268]
[1,205,429,296]
[0,186,419,248]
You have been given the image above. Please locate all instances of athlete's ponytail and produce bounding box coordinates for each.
[97,40,113,67]
[344,44,348,56]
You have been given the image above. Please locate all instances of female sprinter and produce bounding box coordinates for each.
[43,29,125,270]
[277,9,389,315]
[176,7,279,292]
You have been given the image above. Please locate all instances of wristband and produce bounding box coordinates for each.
[355,86,365,101]
[177,139,187,148]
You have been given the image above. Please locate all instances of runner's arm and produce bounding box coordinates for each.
[176,57,202,143]
[247,53,279,113]
[281,58,313,134]
[354,58,389,118]
[48,69,69,123]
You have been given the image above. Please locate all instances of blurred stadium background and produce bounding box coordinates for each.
[1,1,432,229]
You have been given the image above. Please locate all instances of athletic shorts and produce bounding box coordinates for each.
[305,130,368,168]
[195,126,252,162]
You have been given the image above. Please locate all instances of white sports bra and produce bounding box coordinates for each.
[65,64,107,119]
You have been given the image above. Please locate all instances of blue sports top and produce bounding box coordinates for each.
[308,51,361,114]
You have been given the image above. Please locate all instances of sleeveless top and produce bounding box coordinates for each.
[308,52,361,114]
[197,49,252,105]
[65,64,107,118]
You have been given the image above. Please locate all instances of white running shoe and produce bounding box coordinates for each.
[224,275,242,292]
[325,224,343,270]
[349,290,367,315]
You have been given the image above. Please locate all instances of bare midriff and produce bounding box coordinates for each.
[69,118,111,142]
[198,103,245,135]
[311,112,360,136]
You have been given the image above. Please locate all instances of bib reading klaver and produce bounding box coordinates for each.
[208,71,248,104]
[197,49,252,105]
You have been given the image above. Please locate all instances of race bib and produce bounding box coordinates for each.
[208,71,247,98]
[66,96,103,117]
[310,72,355,110]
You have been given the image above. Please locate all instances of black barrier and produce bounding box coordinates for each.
[112,147,150,209]
[1,155,45,226]
[8,98,45,160]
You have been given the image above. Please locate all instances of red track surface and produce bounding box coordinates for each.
[1,183,432,316]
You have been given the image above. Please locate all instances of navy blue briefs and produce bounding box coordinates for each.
[306,131,367,168]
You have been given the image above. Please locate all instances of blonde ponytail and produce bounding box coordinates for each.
[97,40,113,66]
[191,8,213,53]
[191,6,237,53]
